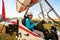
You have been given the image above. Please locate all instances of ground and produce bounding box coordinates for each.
[0,24,17,40]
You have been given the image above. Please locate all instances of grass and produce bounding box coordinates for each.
[0,24,17,40]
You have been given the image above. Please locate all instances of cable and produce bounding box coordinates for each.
[0,25,5,33]
[39,0,44,19]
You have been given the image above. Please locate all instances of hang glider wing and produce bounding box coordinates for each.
[16,0,39,13]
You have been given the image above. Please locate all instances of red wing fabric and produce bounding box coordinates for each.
[19,5,28,13]
[31,0,35,3]
[2,0,6,21]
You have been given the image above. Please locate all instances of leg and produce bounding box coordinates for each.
[33,30,45,38]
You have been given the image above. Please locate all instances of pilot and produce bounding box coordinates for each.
[25,12,35,31]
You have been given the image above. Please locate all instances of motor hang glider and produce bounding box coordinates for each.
[1,0,60,40]
[16,0,39,13]
[1,0,44,40]
[17,0,60,40]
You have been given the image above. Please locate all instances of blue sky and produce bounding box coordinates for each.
[0,0,60,18]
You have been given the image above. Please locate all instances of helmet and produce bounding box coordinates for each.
[27,12,33,16]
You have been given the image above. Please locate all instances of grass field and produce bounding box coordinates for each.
[0,19,60,40]
[0,24,17,40]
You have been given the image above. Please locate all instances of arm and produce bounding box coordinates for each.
[26,18,31,29]
[26,18,35,30]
